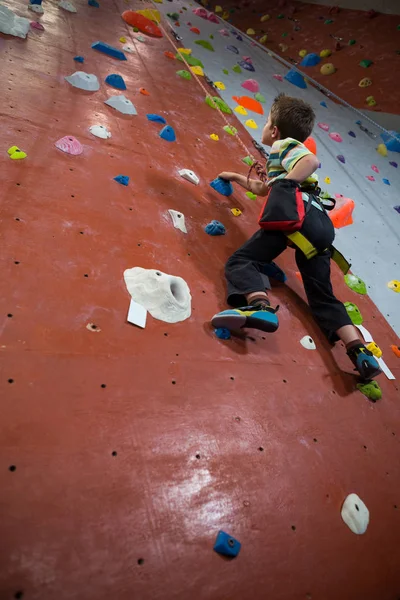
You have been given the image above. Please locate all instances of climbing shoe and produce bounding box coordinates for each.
[211,305,279,333]
[347,345,382,380]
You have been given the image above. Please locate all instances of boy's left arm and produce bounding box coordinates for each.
[218,171,270,196]
[284,154,319,183]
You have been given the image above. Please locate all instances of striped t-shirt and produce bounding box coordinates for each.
[266,138,319,188]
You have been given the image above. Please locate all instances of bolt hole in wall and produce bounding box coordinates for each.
[9,465,16,472]
[137,558,144,566]
[111,451,117,457]
[14,592,24,599]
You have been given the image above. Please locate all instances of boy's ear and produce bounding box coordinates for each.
[272,125,279,139]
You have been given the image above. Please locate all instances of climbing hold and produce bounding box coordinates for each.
[277,14,284,19]
[300,53,320,67]
[381,130,400,153]
[166,12,179,21]
[344,302,363,325]
[176,53,204,67]
[214,81,225,90]
[303,137,317,155]
[210,177,233,197]
[114,175,129,186]
[179,169,199,185]
[65,71,100,91]
[390,161,398,167]
[192,7,208,18]
[246,191,257,200]
[329,132,343,142]
[122,43,134,53]
[260,14,270,22]
[91,41,127,60]
[205,96,232,114]
[324,177,331,184]
[119,36,127,43]
[147,114,166,124]
[254,92,266,103]
[222,11,229,19]
[299,49,307,58]
[176,69,192,80]
[359,78,372,88]
[190,66,204,76]
[215,5,222,13]
[337,154,345,164]
[388,280,400,292]
[88,0,99,7]
[273,74,283,81]
[226,45,239,54]
[7,147,27,160]
[195,39,214,51]
[121,11,163,36]
[246,28,255,35]
[366,95,376,107]
[210,134,219,141]
[278,44,288,52]
[28,3,44,13]
[318,122,330,131]
[242,156,253,167]
[329,196,355,229]
[89,125,111,139]
[341,494,370,534]
[348,131,356,138]
[376,144,387,157]
[164,51,175,59]
[234,105,248,115]
[0,3,31,37]
[105,74,127,90]
[159,125,176,142]
[383,178,391,185]
[58,0,77,11]
[366,342,382,358]
[300,336,316,350]
[320,63,336,75]
[391,345,400,358]
[215,328,231,340]
[73,55,84,63]
[30,21,45,32]
[344,274,367,295]
[259,35,267,44]
[366,175,375,181]
[359,59,373,68]
[190,27,200,34]
[324,19,334,24]
[231,208,242,216]
[205,220,226,235]
[207,13,219,23]
[232,95,263,115]
[238,60,255,72]
[284,69,307,89]
[139,87,150,95]
[55,136,83,155]
[136,7,160,21]
[319,49,331,58]
[371,165,379,173]
[232,65,242,74]
[222,68,229,74]
[241,79,259,92]
[245,119,258,129]
[105,95,137,115]
[357,381,382,402]
[348,39,356,45]
[124,267,191,324]
[168,209,187,233]
[213,531,241,558]
[177,47,192,55]
[320,101,328,108]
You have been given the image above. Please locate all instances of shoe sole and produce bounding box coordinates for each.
[211,313,279,333]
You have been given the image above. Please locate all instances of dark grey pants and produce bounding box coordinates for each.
[225,205,352,342]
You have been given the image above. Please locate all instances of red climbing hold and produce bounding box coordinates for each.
[190,27,200,34]
[121,11,163,37]
[164,51,175,59]
[304,137,317,155]
[232,95,263,115]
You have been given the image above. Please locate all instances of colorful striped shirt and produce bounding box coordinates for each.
[266,138,319,188]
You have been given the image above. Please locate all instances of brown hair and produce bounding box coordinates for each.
[270,93,315,142]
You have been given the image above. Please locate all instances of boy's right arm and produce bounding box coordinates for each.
[218,172,269,196]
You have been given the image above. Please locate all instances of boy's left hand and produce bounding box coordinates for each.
[218,171,236,181]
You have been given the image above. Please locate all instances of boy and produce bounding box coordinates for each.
[211,93,381,380]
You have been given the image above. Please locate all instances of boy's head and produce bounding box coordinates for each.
[262,93,315,146]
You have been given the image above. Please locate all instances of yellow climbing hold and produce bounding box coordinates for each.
[246,28,256,35]
[210,133,219,141]
[234,105,248,115]
[190,65,204,76]
[7,146,19,155]
[324,176,331,184]
[387,280,400,293]
[153,0,163,3]
[8,146,27,160]
[320,49,331,58]
[259,34,267,44]
[366,342,383,358]
[260,14,270,22]
[299,49,307,57]
[366,95,376,106]
[177,47,192,55]
[278,43,288,52]
[320,63,336,75]
[359,78,372,88]
[231,208,242,216]
[215,5,222,12]
[222,11,229,19]
[119,36,127,43]
[245,119,258,129]
[376,143,387,157]
[136,8,160,21]
[214,81,225,90]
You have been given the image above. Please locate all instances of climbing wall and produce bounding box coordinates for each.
[1,1,400,600]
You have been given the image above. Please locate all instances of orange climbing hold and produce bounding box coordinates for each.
[391,345,400,358]
[328,196,355,229]
[164,51,175,59]
[232,95,264,115]
[140,87,150,95]
[121,11,163,37]
[304,137,317,155]
[190,27,200,34]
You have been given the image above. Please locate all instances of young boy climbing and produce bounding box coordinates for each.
[211,93,381,380]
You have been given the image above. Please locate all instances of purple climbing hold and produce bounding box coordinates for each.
[226,45,239,54]
[382,178,390,185]
[238,60,255,72]
[337,155,345,164]
[348,131,356,138]
[389,161,398,168]
[394,206,400,213]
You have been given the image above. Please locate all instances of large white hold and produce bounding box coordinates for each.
[58,0,77,12]
[124,267,191,323]
[300,335,316,350]
[179,169,199,185]
[168,209,187,233]
[105,95,137,115]
[89,125,112,139]
[341,493,369,534]
[0,4,30,38]
[65,71,100,91]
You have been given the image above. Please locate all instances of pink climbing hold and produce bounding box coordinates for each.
[273,74,283,81]
[318,122,330,132]
[329,132,343,142]
[366,175,375,181]
[30,21,45,30]
[242,56,253,63]
[241,79,259,92]
[219,28,229,36]
[193,7,208,18]
[55,136,83,156]
[208,12,219,23]
[371,165,379,173]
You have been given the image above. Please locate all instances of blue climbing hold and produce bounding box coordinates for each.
[300,53,321,67]
[348,131,356,138]
[260,261,287,283]
[74,56,84,63]
[159,125,176,142]
[105,74,127,90]
[114,175,129,186]
[238,60,255,72]
[29,0,43,4]
[380,130,400,153]
[215,327,231,340]
[147,114,167,124]
[88,0,99,6]
[226,45,239,54]
[91,41,127,61]
[213,531,241,558]
[320,101,327,108]
[210,177,233,197]
[284,69,307,89]
[383,178,391,185]
[205,220,226,235]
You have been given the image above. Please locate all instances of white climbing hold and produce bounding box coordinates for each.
[341,493,369,535]
[58,0,77,12]
[168,209,187,233]
[0,5,30,37]
[300,335,316,350]
[65,71,99,91]
[122,43,135,53]
[105,95,137,115]
[89,125,112,139]
[124,267,191,324]
[178,169,199,185]
[28,3,44,13]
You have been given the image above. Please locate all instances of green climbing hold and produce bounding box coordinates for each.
[359,59,373,68]
[176,70,192,80]
[223,69,229,75]
[242,156,253,166]
[344,302,363,325]
[277,14,284,19]
[205,97,232,114]
[282,32,288,37]
[246,191,257,200]
[348,39,356,45]
[167,12,179,20]
[357,381,382,402]
[195,40,215,51]
[133,27,139,32]
[254,92,266,103]
[176,53,204,68]
[209,34,214,39]
[344,274,367,295]
[232,64,242,73]
[230,8,235,12]
[223,124,237,134]
[324,19,334,24]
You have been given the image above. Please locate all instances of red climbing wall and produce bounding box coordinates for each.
[1,1,400,599]
[219,0,400,115]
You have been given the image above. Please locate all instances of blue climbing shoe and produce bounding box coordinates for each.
[211,305,279,333]
[347,346,381,380]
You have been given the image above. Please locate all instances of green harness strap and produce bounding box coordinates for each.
[286,232,351,275]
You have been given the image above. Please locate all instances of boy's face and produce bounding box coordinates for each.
[261,111,279,146]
